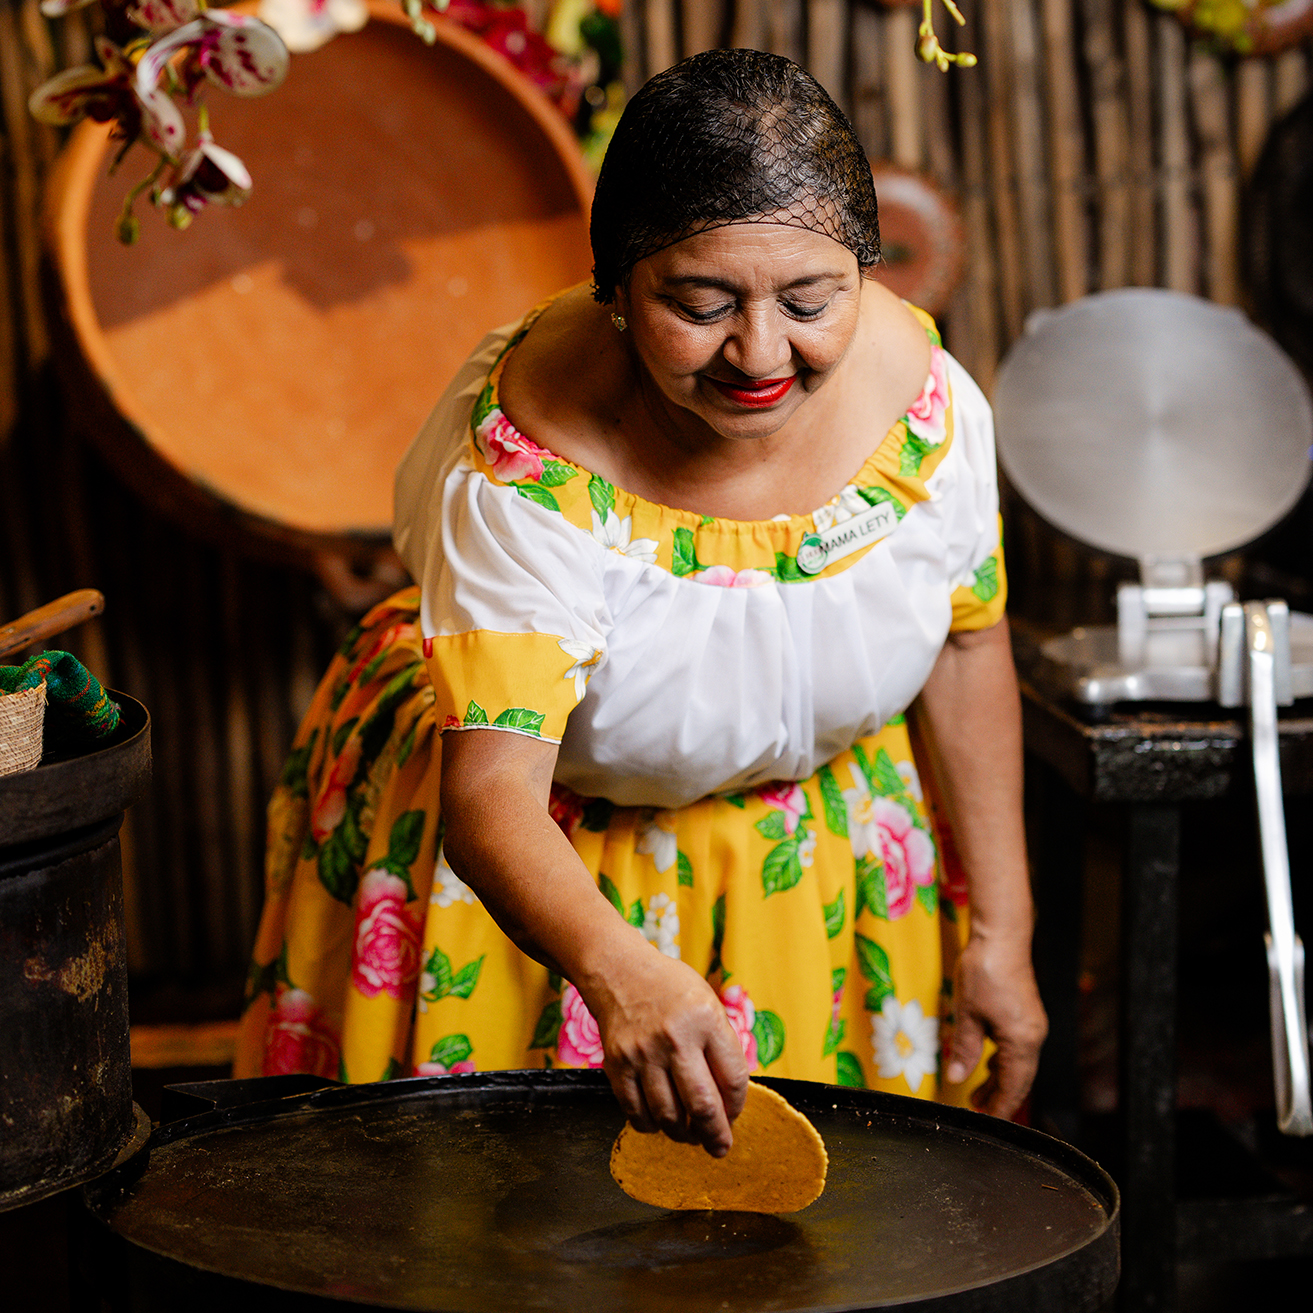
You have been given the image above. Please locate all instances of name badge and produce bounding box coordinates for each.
[796,500,900,575]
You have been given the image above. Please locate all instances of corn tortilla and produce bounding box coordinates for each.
[609,1081,828,1213]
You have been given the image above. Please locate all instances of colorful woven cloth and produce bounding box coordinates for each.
[0,650,119,744]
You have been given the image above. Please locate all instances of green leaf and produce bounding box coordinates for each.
[463,700,489,726]
[491,707,545,736]
[751,1010,785,1067]
[422,946,453,1001]
[822,1017,846,1057]
[872,747,906,797]
[331,716,359,759]
[851,742,877,793]
[900,433,936,476]
[942,898,958,924]
[817,764,848,838]
[855,934,895,1011]
[429,1033,473,1067]
[761,838,803,898]
[699,514,715,526]
[336,621,366,660]
[329,675,351,712]
[823,888,846,939]
[581,797,615,831]
[338,1055,349,1083]
[359,666,422,763]
[515,482,561,512]
[383,1056,406,1081]
[671,526,702,577]
[588,474,615,518]
[598,873,625,917]
[754,810,789,842]
[856,486,907,519]
[677,851,693,888]
[972,555,1000,602]
[711,894,726,954]
[835,1051,867,1087]
[471,381,496,431]
[448,955,485,999]
[318,832,359,904]
[301,830,319,862]
[855,854,886,920]
[279,731,317,798]
[772,551,808,583]
[916,882,939,916]
[538,459,578,488]
[547,971,562,993]
[723,793,746,809]
[529,1000,563,1049]
[388,810,426,868]
[885,712,906,727]
[831,966,847,994]
[357,650,387,687]
[396,721,418,768]
[627,898,646,928]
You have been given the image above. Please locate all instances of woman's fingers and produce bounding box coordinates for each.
[668,1049,736,1156]
[944,1007,987,1086]
[705,1014,751,1122]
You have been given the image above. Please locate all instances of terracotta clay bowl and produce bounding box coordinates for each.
[869,162,965,319]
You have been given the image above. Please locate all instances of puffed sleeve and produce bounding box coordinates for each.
[941,354,1008,632]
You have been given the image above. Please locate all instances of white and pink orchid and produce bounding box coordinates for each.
[134,11,289,103]
[158,131,253,226]
[259,0,368,53]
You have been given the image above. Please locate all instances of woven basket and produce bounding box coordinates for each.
[0,679,46,776]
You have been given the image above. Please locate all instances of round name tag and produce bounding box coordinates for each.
[796,533,828,575]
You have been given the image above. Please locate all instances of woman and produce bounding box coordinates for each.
[235,48,1046,1156]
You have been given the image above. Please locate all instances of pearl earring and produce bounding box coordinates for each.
[611,312,627,332]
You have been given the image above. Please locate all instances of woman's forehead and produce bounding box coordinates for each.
[640,222,859,286]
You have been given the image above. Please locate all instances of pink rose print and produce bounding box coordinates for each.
[832,983,845,1024]
[757,781,807,836]
[476,409,550,482]
[351,868,423,999]
[548,784,586,839]
[310,735,362,842]
[414,1060,477,1076]
[692,565,773,588]
[905,344,949,445]
[262,986,340,1079]
[557,983,605,1067]
[874,797,937,919]
[720,984,759,1071]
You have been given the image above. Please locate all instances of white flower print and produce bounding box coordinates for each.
[896,759,924,803]
[635,812,678,874]
[841,763,881,861]
[641,892,681,959]
[798,830,817,868]
[558,637,602,702]
[430,850,477,909]
[812,485,870,533]
[590,509,659,564]
[872,996,940,1093]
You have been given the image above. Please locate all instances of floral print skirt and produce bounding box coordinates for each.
[235,588,989,1104]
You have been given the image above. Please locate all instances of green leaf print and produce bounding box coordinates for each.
[319,830,360,903]
[854,854,887,920]
[817,765,848,838]
[357,649,388,688]
[337,620,366,660]
[671,526,704,577]
[856,486,907,519]
[752,1010,785,1068]
[529,1000,563,1049]
[588,474,616,519]
[516,483,562,512]
[822,1017,846,1057]
[430,1034,474,1067]
[723,793,746,809]
[872,747,906,798]
[772,551,808,583]
[581,797,615,831]
[900,433,937,476]
[599,874,625,917]
[338,1055,349,1083]
[916,883,939,916]
[279,729,318,799]
[463,701,489,726]
[244,942,290,1004]
[823,889,847,939]
[359,666,423,763]
[835,1052,867,1088]
[388,810,426,869]
[709,894,727,979]
[538,460,578,488]
[754,810,789,842]
[851,741,877,793]
[421,946,453,1000]
[492,707,545,736]
[972,556,1000,603]
[942,898,958,924]
[677,851,694,888]
[383,1056,406,1081]
[886,712,906,727]
[331,716,359,759]
[761,838,804,898]
[832,966,847,994]
[548,971,563,992]
[627,898,646,929]
[471,380,496,431]
[448,955,485,1000]
[855,934,895,1012]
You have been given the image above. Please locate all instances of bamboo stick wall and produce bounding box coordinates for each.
[1,0,1310,1018]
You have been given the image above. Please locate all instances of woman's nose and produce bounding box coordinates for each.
[722,310,789,379]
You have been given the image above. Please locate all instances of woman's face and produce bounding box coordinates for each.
[613,223,863,444]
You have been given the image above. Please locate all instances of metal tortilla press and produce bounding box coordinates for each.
[993,287,1313,1137]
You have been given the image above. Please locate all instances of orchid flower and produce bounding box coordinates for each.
[258,0,368,54]
[127,0,202,32]
[135,11,290,104]
[158,131,253,227]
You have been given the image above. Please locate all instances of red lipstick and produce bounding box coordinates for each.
[708,375,797,408]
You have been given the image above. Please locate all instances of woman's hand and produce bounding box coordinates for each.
[582,948,749,1157]
[944,931,1047,1119]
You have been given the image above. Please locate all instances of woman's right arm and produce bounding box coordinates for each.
[439,727,749,1155]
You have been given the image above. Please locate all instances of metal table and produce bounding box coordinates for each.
[1015,625,1313,1312]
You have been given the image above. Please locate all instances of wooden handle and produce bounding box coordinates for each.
[0,589,105,661]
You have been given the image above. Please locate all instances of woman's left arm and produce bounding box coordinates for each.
[915,616,1048,1118]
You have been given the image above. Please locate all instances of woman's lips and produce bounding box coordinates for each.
[707,375,797,408]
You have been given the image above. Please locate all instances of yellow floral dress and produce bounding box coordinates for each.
[235,299,1006,1106]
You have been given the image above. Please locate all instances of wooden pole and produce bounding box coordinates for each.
[1189,46,1238,305]
[681,0,722,55]
[1123,0,1157,286]
[731,0,766,51]
[886,5,923,170]
[644,0,678,73]
[849,0,887,160]
[1157,12,1196,294]
[767,0,803,62]
[981,0,1026,343]
[1007,0,1055,311]
[1040,0,1088,303]
[1273,46,1309,117]
[807,0,846,105]
[1080,0,1129,290]
[1234,57,1270,181]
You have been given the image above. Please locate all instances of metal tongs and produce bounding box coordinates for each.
[1220,599,1312,1135]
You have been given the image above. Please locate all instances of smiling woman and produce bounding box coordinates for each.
[235,48,1045,1157]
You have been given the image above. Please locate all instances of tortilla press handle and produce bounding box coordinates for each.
[0,588,105,660]
[1244,601,1313,1136]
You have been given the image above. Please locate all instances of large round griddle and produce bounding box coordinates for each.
[79,1071,1117,1312]
[992,288,1313,560]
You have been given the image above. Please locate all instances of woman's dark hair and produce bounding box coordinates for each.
[590,48,880,303]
